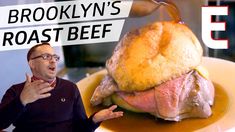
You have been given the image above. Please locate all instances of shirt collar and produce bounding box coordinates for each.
[31,76,56,87]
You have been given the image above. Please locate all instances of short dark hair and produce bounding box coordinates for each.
[27,43,51,62]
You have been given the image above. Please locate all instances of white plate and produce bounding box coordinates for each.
[196,57,235,132]
[76,57,235,132]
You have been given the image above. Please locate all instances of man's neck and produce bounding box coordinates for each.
[32,75,54,82]
[31,76,56,87]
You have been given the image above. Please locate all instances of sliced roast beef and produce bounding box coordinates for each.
[90,75,118,106]
[90,70,214,121]
[117,71,214,121]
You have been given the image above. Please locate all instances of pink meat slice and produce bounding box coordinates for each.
[154,74,187,118]
[117,71,214,121]
[116,88,156,113]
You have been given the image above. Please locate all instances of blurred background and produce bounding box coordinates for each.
[1,0,234,99]
[2,0,235,99]
[0,0,234,130]
[208,0,235,61]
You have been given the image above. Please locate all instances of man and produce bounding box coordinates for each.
[0,43,123,132]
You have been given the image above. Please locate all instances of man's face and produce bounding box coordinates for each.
[29,45,58,81]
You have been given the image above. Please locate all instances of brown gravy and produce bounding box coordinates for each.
[81,77,229,132]
[162,1,182,23]
[130,1,182,23]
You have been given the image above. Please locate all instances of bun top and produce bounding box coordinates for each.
[106,21,203,91]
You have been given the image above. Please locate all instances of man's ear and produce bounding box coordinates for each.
[28,60,34,69]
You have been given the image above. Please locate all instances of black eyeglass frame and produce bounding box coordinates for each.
[30,53,60,62]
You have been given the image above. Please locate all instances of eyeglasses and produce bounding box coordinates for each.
[30,53,60,62]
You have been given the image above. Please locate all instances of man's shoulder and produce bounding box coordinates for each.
[57,77,74,83]
[6,82,25,95]
[11,82,25,90]
[56,77,77,87]
[56,77,79,94]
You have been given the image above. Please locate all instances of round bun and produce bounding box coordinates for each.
[106,21,203,91]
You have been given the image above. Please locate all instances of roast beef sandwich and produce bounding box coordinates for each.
[90,21,214,121]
